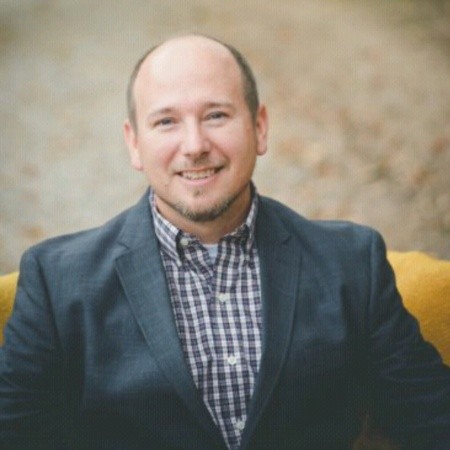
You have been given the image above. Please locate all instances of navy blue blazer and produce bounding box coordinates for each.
[1,192,449,449]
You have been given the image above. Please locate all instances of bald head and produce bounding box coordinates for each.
[126,35,260,132]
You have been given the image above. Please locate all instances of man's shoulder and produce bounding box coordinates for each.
[258,195,382,253]
[22,193,151,270]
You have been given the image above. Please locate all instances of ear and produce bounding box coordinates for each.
[123,119,143,171]
[254,104,268,156]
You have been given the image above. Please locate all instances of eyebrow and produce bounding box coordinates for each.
[146,107,174,120]
[204,101,236,111]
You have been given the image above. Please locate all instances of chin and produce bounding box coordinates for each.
[175,196,236,223]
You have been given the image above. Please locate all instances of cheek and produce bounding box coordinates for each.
[139,137,176,170]
[142,154,171,178]
[226,135,258,166]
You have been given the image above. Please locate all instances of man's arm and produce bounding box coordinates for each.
[0,249,71,449]
[366,233,450,449]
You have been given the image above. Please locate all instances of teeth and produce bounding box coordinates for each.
[181,169,215,180]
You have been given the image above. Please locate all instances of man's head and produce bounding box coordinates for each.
[123,35,268,242]
[126,34,260,133]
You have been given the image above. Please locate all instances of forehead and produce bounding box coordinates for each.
[134,37,244,107]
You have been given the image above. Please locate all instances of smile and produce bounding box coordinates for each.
[179,168,218,180]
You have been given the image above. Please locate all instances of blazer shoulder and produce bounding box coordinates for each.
[22,192,152,273]
[258,195,382,253]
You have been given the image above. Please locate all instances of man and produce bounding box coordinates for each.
[0,34,449,449]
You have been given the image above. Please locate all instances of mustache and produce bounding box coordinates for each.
[176,155,224,171]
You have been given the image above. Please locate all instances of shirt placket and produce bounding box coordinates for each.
[210,240,251,449]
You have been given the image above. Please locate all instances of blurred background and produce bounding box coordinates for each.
[1,0,450,273]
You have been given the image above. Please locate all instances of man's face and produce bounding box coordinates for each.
[124,36,268,237]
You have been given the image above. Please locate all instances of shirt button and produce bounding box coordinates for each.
[179,237,189,247]
[217,293,230,303]
[235,419,245,431]
[227,355,238,366]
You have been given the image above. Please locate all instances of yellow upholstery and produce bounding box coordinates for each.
[0,272,18,345]
[387,251,450,365]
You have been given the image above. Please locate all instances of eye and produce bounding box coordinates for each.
[206,111,227,121]
[154,117,175,128]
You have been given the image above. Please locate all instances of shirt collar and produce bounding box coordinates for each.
[150,184,259,263]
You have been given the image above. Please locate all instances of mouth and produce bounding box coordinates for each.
[178,167,221,181]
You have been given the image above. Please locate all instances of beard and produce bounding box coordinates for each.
[156,182,249,224]
[170,188,243,222]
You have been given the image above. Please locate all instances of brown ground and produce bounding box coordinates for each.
[1,0,450,273]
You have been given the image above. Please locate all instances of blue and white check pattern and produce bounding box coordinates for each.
[150,190,262,450]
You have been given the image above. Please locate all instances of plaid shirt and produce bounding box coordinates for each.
[151,190,262,450]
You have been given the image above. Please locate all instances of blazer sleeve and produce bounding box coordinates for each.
[366,233,450,449]
[0,248,71,449]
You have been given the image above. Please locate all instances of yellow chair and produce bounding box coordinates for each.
[0,252,449,449]
[387,251,450,365]
[0,271,18,345]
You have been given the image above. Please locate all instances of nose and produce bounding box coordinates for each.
[180,120,210,157]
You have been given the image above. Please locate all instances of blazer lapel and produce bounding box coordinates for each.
[241,199,302,448]
[114,193,224,446]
